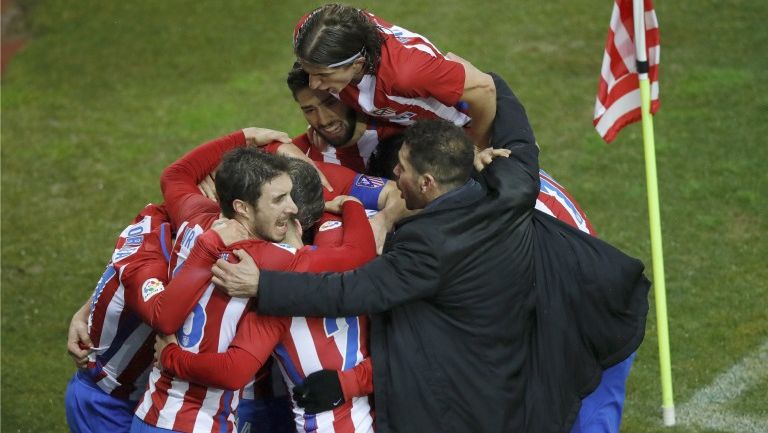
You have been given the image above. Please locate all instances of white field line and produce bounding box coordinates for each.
[679,338,768,432]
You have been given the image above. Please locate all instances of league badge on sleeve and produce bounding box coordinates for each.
[141,278,165,301]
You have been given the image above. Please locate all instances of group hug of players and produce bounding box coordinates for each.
[64,4,634,433]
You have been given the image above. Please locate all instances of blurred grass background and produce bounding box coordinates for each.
[2,0,766,431]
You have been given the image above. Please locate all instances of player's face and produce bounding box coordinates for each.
[294,88,357,147]
[299,59,365,94]
[248,173,299,243]
[393,144,427,210]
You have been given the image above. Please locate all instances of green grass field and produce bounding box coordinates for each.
[2,0,766,431]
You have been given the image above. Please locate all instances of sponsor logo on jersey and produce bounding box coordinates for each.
[141,278,165,301]
[355,175,385,189]
[318,220,343,232]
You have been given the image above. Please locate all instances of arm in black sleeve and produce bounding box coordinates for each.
[482,73,540,209]
[257,225,441,317]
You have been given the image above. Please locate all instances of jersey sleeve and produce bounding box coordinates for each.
[160,311,289,390]
[128,229,225,335]
[293,200,376,272]
[387,40,466,107]
[338,357,373,400]
[119,223,174,320]
[161,130,246,231]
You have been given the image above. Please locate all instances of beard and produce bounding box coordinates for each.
[316,109,357,147]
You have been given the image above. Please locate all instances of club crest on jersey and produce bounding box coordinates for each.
[141,278,165,301]
[355,175,385,189]
[318,220,343,232]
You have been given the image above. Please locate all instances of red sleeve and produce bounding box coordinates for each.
[385,38,465,106]
[261,139,293,155]
[293,201,376,272]
[129,230,225,335]
[338,357,373,400]
[161,311,290,390]
[161,130,245,231]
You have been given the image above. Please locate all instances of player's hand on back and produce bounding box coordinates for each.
[473,147,511,172]
[241,127,291,147]
[67,305,92,369]
[294,369,346,414]
[197,173,218,202]
[211,218,251,246]
[153,333,178,370]
[324,195,362,214]
[211,249,261,298]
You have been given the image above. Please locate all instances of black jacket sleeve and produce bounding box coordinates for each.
[257,223,441,317]
[482,73,540,210]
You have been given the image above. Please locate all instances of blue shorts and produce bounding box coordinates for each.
[130,416,181,433]
[571,352,636,433]
[237,396,294,433]
[65,370,137,433]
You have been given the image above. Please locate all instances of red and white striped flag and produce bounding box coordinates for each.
[594,0,660,143]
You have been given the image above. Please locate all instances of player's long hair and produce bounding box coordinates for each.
[294,4,383,73]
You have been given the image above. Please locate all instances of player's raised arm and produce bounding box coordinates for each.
[446,52,497,149]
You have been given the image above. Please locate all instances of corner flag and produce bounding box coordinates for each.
[594,0,660,143]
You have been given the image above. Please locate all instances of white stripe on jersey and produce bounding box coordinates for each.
[349,396,375,433]
[218,297,248,352]
[385,94,469,126]
[291,317,323,373]
[99,323,152,394]
[156,375,190,429]
[321,146,342,166]
[356,75,377,114]
[356,129,379,167]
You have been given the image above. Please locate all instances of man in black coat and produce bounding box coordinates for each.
[212,74,649,433]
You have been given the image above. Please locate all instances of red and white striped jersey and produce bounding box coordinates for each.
[338,13,468,127]
[535,170,596,236]
[133,232,272,433]
[273,315,373,433]
[85,204,171,401]
[292,120,402,174]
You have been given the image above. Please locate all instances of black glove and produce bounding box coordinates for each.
[293,369,345,414]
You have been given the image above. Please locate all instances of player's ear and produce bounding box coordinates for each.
[351,56,366,73]
[232,199,251,218]
[420,174,436,193]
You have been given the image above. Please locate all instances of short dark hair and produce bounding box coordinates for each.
[294,4,383,73]
[367,132,404,179]
[286,158,324,231]
[215,148,291,218]
[403,120,474,187]
[286,62,309,99]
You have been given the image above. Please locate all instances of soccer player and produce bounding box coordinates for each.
[64,204,173,433]
[285,62,402,174]
[292,4,496,147]
[130,127,376,433]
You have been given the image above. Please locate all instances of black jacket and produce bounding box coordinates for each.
[257,74,649,433]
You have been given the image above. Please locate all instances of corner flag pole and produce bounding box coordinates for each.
[632,0,675,426]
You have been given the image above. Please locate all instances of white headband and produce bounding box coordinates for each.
[326,49,364,68]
